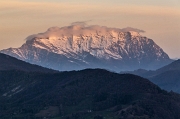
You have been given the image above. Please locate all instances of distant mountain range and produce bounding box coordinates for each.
[123,59,180,93]
[0,25,172,71]
[0,53,56,73]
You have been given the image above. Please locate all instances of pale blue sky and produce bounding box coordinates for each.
[0,0,180,58]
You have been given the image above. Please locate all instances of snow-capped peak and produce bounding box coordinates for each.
[0,24,171,71]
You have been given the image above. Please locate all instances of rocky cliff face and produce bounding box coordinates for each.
[1,25,172,71]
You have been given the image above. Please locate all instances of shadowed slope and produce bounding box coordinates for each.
[0,53,56,73]
[0,69,180,119]
[122,59,180,93]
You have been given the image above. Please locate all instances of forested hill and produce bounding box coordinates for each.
[0,53,56,73]
[0,69,180,119]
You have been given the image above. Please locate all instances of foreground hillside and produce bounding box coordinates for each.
[0,53,56,73]
[0,69,180,119]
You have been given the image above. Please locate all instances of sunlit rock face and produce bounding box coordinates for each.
[1,25,172,71]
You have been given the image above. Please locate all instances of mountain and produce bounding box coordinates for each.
[150,70,180,93]
[124,59,180,93]
[0,25,172,71]
[0,53,56,73]
[150,59,180,93]
[1,69,180,119]
[155,59,180,73]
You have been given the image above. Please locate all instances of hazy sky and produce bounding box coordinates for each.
[0,0,180,58]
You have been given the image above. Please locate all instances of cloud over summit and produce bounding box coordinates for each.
[121,27,145,33]
[71,21,88,27]
[25,23,145,41]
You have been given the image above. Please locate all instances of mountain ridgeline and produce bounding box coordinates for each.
[124,59,180,93]
[0,25,172,71]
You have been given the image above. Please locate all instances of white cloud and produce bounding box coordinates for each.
[121,27,145,33]
[25,23,145,41]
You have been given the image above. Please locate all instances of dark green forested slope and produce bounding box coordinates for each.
[0,53,56,73]
[0,69,180,119]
